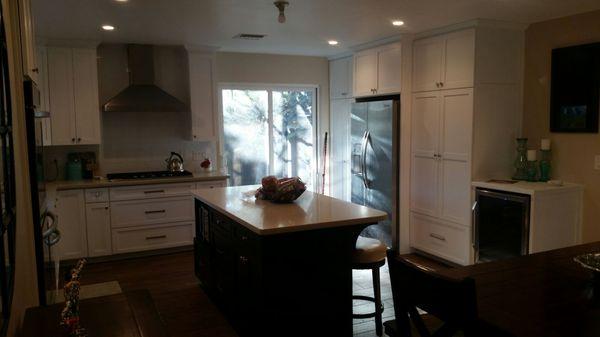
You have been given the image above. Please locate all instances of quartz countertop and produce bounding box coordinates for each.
[472,180,583,195]
[47,171,229,191]
[192,185,388,235]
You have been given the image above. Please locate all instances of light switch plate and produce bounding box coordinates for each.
[595,155,600,170]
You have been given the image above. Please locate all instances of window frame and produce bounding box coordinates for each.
[218,83,320,188]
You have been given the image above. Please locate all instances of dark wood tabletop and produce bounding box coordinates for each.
[22,289,169,337]
[439,242,600,337]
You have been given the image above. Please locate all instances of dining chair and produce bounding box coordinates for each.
[383,250,479,337]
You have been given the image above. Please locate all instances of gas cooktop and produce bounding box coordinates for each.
[106,170,193,180]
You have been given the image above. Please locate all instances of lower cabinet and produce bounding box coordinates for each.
[85,202,112,257]
[409,211,470,265]
[55,190,88,259]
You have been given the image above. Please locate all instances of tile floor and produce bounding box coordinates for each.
[352,262,394,337]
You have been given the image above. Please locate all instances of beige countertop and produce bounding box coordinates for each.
[47,171,229,191]
[472,180,583,195]
[192,185,388,235]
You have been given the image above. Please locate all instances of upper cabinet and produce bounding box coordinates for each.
[187,49,216,141]
[413,29,475,92]
[329,56,353,99]
[18,0,39,83]
[353,42,402,97]
[47,46,101,145]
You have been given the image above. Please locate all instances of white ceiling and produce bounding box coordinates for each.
[32,0,600,57]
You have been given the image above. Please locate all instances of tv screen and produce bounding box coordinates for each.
[550,42,600,133]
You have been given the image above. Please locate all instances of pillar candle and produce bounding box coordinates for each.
[527,149,537,161]
[541,138,551,150]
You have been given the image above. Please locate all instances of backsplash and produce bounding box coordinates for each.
[44,110,216,180]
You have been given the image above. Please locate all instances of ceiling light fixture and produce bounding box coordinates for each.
[101,25,115,31]
[274,1,289,23]
[392,20,405,26]
[328,40,339,46]
[115,0,128,2]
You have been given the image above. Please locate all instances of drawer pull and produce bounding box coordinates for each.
[144,190,165,194]
[145,209,166,214]
[146,235,167,240]
[429,233,446,242]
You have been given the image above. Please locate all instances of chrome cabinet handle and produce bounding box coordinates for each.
[144,189,165,194]
[429,233,446,242]
[145,209,166,214]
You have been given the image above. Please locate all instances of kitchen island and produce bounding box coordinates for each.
[192,185,387,337]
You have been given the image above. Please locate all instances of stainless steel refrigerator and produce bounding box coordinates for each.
[351,99,399,248]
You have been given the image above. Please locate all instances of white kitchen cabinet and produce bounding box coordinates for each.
[18,0,38,83]
[329,98,352,201]
[47,46,101,145]
[329,57,353,99]
[55,190,88,260]
[196,181,227,189]
[85,202,112,257]
[409,24,524,265]
[36,46,53,146]
[353,42,401,97]
[187,50,216,141]
[412,29,475,92]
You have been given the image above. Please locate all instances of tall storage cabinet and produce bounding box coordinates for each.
[187,49,216,141]
[409,24,524,265]
[47,45,101,145]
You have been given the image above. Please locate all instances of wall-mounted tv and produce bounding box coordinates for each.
[550,42,600,133]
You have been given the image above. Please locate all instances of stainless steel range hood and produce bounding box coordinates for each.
[103,44,188,113]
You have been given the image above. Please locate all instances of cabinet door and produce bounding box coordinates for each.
[188,52,215,141]
[439,89,473,225]
[18,0,38,83]
[353,51,378,97]
[47,47,76,145]
[329,98,352,201]
[85,202,112,257]
[37,47,53,146]
[410,92,440,216]
[376,44,402,94]
[329,57,353,99]
[442,29,475,90]
[72,48,101,145]
[55,190,87,260]
[412,36,444,93]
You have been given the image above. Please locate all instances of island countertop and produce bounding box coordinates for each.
[191,185,387,235]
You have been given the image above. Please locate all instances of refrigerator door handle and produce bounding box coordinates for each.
[472,200,479,261]
[360,131,370,189]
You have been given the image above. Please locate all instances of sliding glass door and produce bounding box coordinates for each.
[221,86,317,189]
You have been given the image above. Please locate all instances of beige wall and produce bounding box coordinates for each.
[215,52,330,188]
[523,10,600,242]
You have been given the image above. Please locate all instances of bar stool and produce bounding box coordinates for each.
[352,236,387,336]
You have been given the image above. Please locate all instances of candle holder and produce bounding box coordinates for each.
[512,138,529,180]
[526,160,538,182]
[539,149,552,182]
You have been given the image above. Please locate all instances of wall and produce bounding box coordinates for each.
[522,9,600,242]
[215,52,330,188]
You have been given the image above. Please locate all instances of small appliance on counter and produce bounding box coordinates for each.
[165,151,184,172]
[66,153,83,181]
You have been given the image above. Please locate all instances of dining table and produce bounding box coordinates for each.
[441,242,600,337]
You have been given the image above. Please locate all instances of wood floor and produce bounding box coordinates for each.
[77,250,451,337]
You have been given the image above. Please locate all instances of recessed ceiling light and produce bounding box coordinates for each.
[392,20,404,26]
[101,25,115,31]
[115,0,128,2]
[328,40,339,46]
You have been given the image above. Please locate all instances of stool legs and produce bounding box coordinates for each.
[373,267,383,336]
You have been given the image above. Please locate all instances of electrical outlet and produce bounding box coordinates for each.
[595,155,600,170]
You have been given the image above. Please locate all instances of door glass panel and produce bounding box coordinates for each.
[222,89,269,186]
[272,90,315,190]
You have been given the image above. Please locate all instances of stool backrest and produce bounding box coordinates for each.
[387,250,478,337]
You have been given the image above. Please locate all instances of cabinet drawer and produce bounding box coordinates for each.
[85,188,109,203]
[112,222,193,254]
[196,181,226,189]
[111,196,193,228]
[110,182,195,201]
[410,212,470,265]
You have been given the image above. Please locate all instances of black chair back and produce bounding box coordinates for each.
[385,250,478,337]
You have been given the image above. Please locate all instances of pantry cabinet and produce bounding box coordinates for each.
[47,46,101,145]
[409,24,524,265]
[353,42,401,97]
[330,56,353,99]
[55,190,88,260]
[187,50,216,141]
[412,29,475,92]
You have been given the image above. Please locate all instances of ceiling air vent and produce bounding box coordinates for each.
[233,33,267,40]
